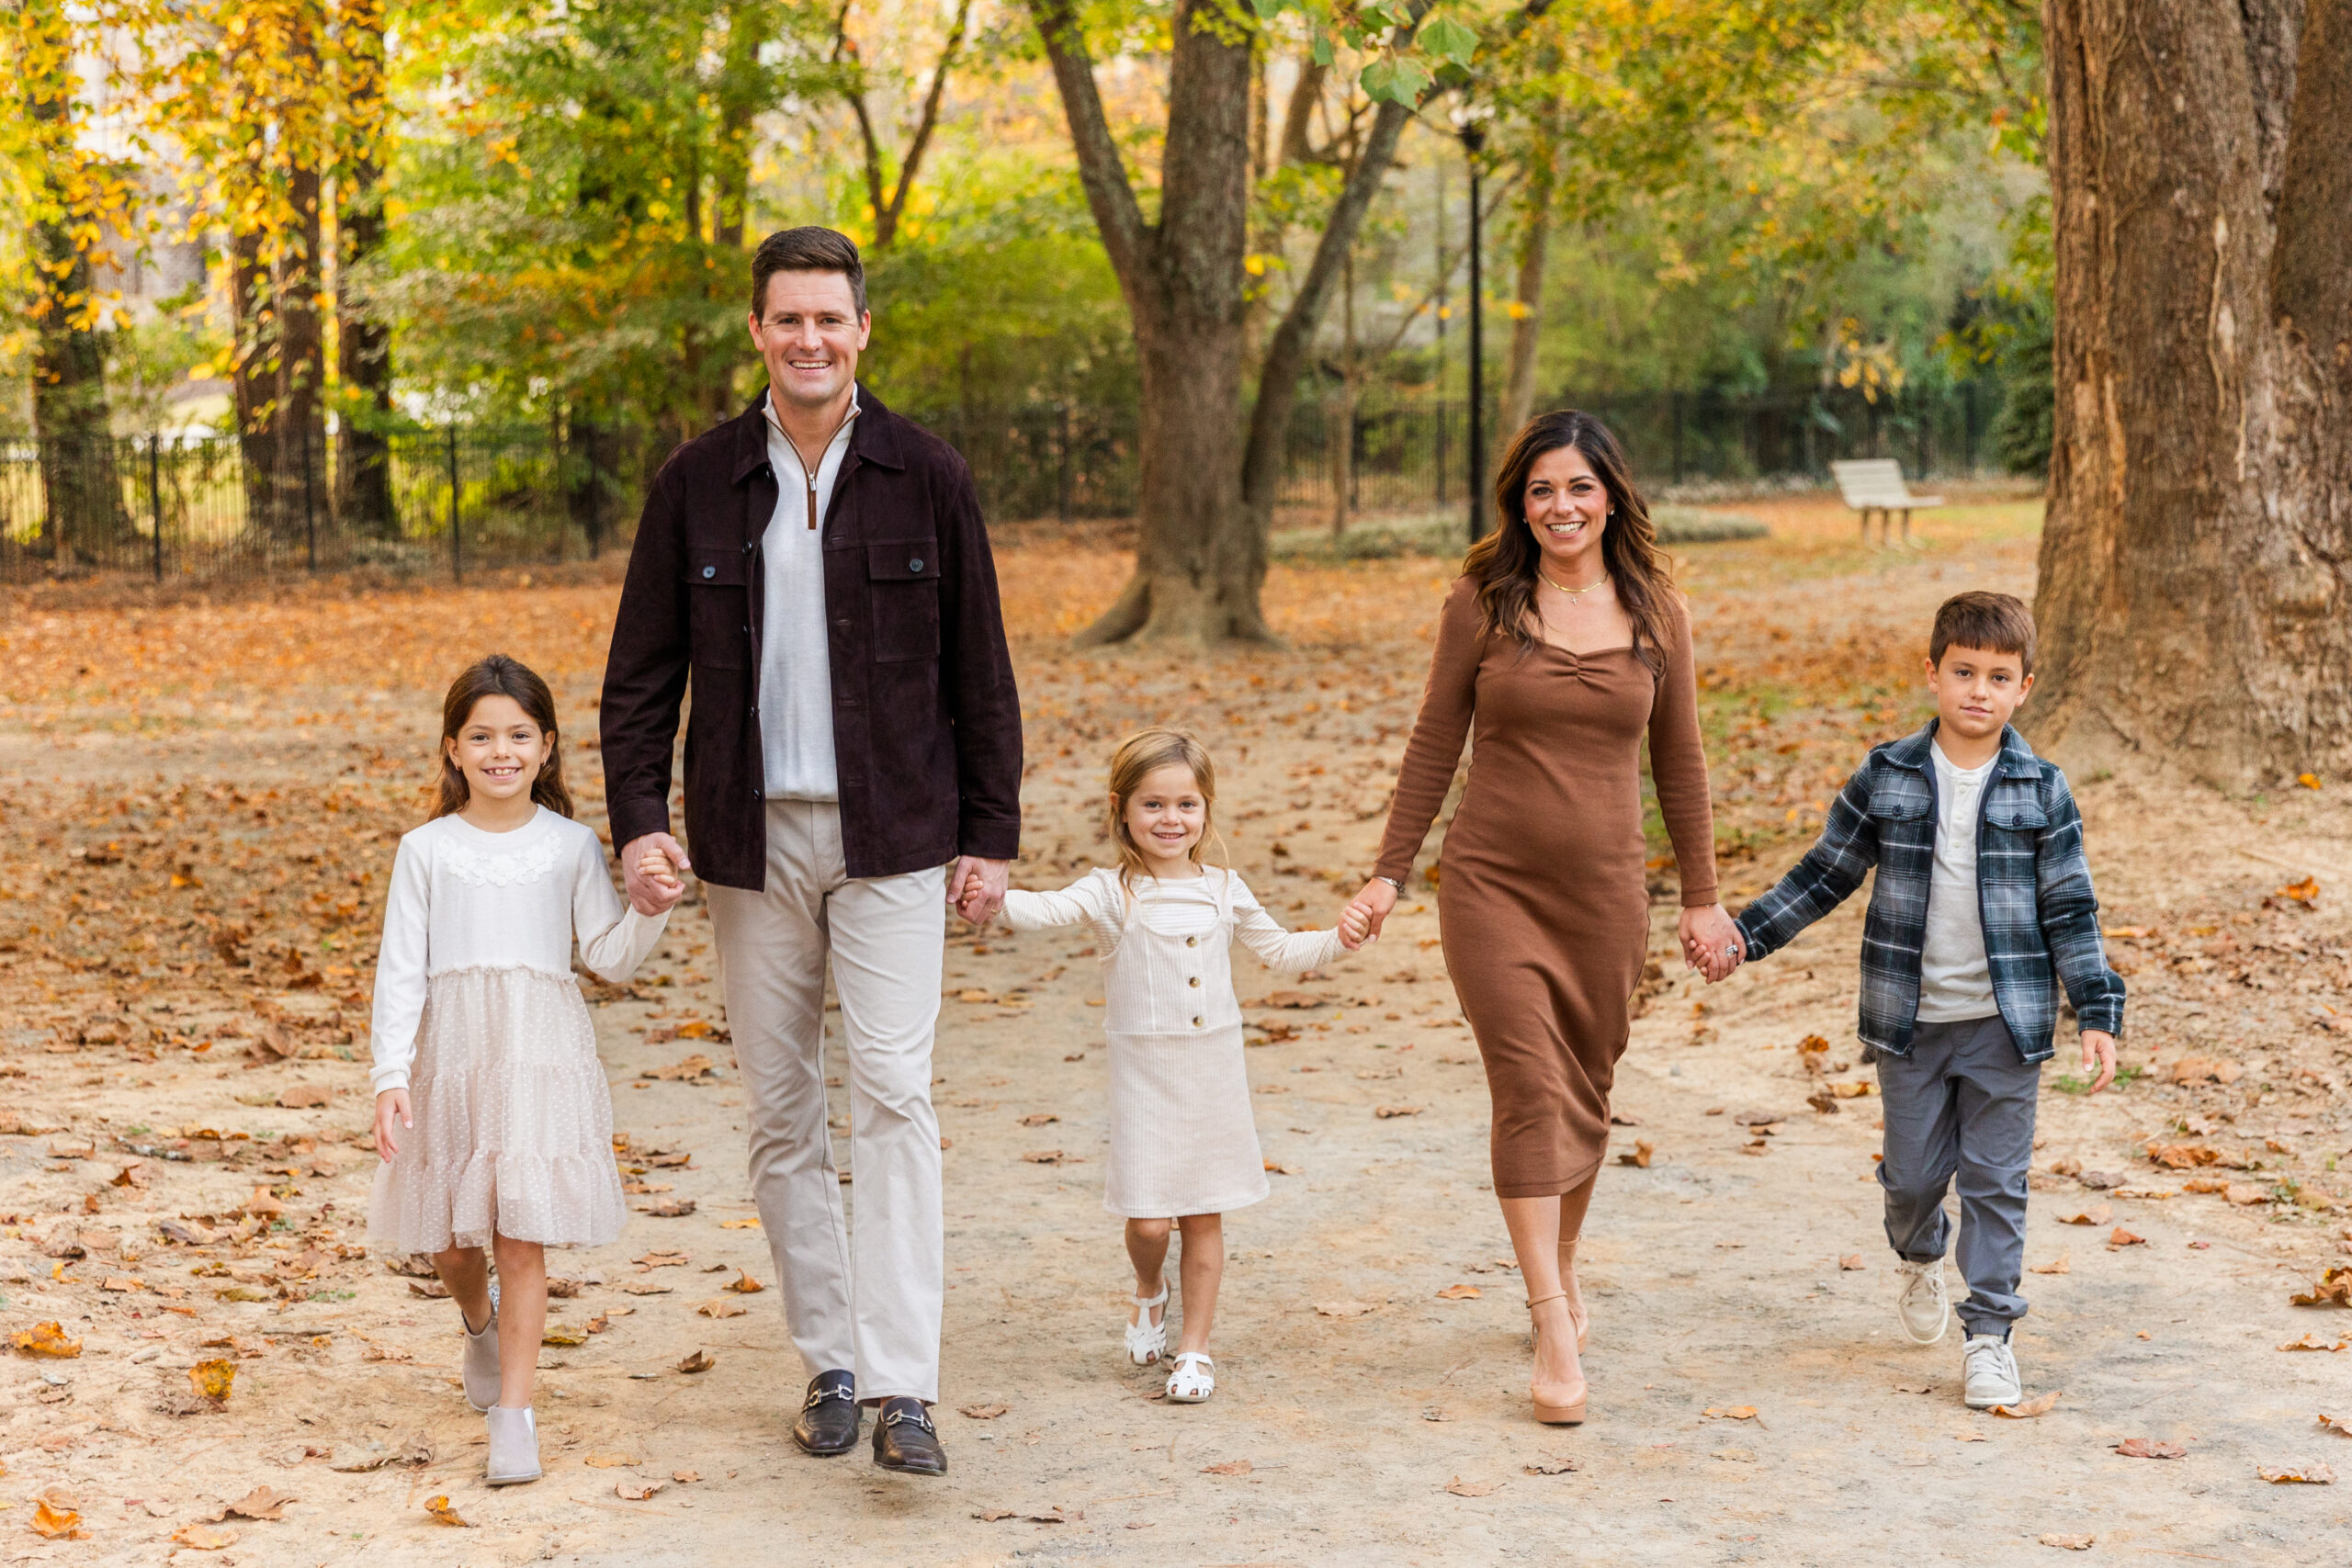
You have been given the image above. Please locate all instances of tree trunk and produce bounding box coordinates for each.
[1035,0,1262,644]
[22,0,122,563]
[335,0,396,539]
[276,153,328,544]
[230,222,281,541]
[1499,128,1554,434]
[2030,0,2352,784]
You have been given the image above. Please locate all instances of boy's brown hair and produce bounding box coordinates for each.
[1929,591,2037,676]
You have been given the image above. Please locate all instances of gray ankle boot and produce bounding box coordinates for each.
[461,1284,502,1413]
[485,1404,541,1485]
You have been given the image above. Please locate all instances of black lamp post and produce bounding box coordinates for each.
[1456,114,1487,542]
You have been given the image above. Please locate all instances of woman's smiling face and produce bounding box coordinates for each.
[1522,443,1610,581]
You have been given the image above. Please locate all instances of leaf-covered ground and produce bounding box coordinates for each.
[3,491,2349,1563]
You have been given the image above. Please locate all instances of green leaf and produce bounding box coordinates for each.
[1417,17,1478,68]
[1359,56,1431,106]
[1311,33,1333,66]
[1250,0,1289,19]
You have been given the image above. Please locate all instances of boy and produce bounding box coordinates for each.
[1730,591,2124,1407]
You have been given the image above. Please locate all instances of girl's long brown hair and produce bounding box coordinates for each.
[1104,727,1227,890]
[433,653,574,820]
[1463,409,1678,671]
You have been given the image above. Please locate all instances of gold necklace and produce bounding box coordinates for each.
[1541,570,1611,603]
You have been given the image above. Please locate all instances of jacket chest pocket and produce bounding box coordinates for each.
[684,547,751,670]
[866,540,939,663]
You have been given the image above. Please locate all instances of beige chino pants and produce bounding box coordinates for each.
[706,800,946,1404]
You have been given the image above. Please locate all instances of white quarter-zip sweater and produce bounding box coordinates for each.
[759,389,860,801]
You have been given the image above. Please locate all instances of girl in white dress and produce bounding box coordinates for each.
[990,728,1373,1404]
[369,655,682,1485]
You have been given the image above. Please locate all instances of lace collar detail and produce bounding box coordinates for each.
[439,812,566,889]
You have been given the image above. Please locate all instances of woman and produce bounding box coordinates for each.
[1343,410,1741,1425]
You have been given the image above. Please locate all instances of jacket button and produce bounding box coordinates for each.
[1184,936,1197,947]
[910,558,923,572]
[702,565,716,579]
[742,541,754,553]
[1188,976,1200,987]
[741,626,751,636]
[1192,1016,1204,1028]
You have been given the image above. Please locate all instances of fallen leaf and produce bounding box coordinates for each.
[2038,1534,2094,1551]
[2030,1254,2072,1275]
[12,1320,82,1358]
[959,1403,1009,1420]
[1524,1457,1581,1474]
[1704,1405,1759,1420]
[1839,1254,1864,1270]
[673,1470,700,1483]
[2056,1204,2113,1226]
[188,1358,235,1404]
[723,1269,764,1293]
[974,1508,1018,1521]
[541,1325,589,1346]
[1264,1159,1302,1175]
[1374,1104,1422,1119]
[31,1497,87,1540]
[2108,1227,2146,1248]
[696,1299,747,1318]
[2318,1414,2352,1438]
[676,1348,716,1373]
[407,1280,452,1299]
[1615,1139,1656,1168]
[1828,1080,1872,1099]
[2290,1267,2352,1308]
[718,1216,762,1229]
[1018,1112,1059,1126]
[1992,1391,2062,1418]
[640,1054,718,1082]
[1315,1299,1377,1319]
[1732,1110,1786,1126]
[2256,1462,2335,1484]
[635,1248,691,1268]
[1435,1283,1482,1300]
[171,1522,236,1550]
[2278,1334,2347,1352]
[1201,1460,1253,1476]
[1021,1149,1065,1164]
[645,1199,697,1218]
[277,1083,332,1109]
[622,1281,673,1295]
[583,1451,639,1468]
[424,1494,472,1526]
[1444,1475,1503,1496]
[616,1479,668,1500]
[2113,1438,2187,1459]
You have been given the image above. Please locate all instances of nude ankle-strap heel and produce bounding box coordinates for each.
[1525,1291,1588,1426]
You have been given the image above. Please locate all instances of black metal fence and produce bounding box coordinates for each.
[2,382,1994,585]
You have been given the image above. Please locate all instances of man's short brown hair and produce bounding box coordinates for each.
[1930,590,2037,675]
[751,227,866,320]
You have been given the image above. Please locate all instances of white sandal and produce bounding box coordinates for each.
[1165,1351,1215,1403]
[1125,1281,1170,1365]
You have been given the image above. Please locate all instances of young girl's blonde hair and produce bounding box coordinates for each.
[1105,727,1226,887]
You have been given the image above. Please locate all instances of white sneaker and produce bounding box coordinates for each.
[1894,1258,1950,1345]
[1962,1334,2022,1409]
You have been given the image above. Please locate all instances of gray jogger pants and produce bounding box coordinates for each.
[1874,1013,2040,1335]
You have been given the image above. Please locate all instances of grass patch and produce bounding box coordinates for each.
[2052,1063,2145,1095]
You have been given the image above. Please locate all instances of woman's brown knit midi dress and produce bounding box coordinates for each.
[1375,577,1719,1199]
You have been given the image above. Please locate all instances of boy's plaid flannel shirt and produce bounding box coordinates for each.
[1733,722,2125,1063]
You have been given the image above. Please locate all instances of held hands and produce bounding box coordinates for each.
[622,832,690,916]
[1679,904,1745,983]
[634,842,687,916]
[952,856,1010,926]
[373,1088,412,1163]
[1341,877,1400,946]
[2079,1029,2118,1094]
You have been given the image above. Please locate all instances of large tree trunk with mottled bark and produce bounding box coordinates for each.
[336,0,395,536]
[2031,0,2352,784]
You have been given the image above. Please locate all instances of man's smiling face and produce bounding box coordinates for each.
[750,271,870,414]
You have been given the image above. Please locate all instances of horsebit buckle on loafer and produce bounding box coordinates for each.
[805,1383,856,1411]
[881,1405,934,1433]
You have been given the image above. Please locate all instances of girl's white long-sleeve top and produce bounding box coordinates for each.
[368,808,668,1094]
[1001,866,1346,1034]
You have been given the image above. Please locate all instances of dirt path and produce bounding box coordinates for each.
[4,495,2350,1564]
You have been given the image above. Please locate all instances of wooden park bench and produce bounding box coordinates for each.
[1831,458,1943,547]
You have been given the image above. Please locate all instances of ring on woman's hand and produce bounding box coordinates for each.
[1723,944,1738,956]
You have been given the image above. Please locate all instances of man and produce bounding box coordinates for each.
[600,226,1020,1477]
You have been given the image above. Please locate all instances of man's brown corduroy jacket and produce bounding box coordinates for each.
[599,388,1022,891]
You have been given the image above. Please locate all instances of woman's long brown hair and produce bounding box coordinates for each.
[432,653,574,820]
[1463,409,1677,671]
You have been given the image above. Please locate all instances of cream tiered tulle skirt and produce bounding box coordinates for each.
[368,965,626,1253]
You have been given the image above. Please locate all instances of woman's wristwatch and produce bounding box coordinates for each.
[1373,874,1404,892]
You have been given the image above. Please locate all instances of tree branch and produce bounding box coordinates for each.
[879,0,974,244]
[1027,0,1151,292]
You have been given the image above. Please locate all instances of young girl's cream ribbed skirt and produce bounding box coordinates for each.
[1102,1024,1270,1219]
[368,965,626,1253]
